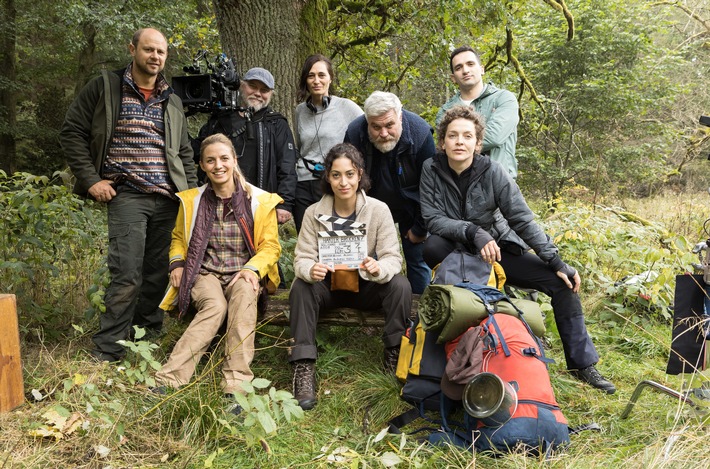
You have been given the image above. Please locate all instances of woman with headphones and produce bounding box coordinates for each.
[293,54,363,231]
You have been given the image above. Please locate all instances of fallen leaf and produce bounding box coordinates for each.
[380,451,402,467]
[42,409,67,430]
[62,413,83,435]
[31,389,44,401]
[73,373,87,385]
[28,427,63,441]
[93,445,110,458]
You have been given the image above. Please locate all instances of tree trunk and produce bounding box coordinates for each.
[212,0,328,126]
[0,0,17,174]
[74,22,97,96]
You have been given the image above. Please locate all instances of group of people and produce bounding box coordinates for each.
[60,28,615,415]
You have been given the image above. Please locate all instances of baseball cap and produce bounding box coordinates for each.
[242,67,275,90]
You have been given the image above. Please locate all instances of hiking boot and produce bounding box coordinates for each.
[292,360,317,410]
[571,365,616,394]
[383,347,399,374]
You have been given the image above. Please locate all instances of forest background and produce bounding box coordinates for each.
[2,0,710,467]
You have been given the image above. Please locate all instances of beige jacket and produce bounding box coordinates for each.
[294,191,402,284]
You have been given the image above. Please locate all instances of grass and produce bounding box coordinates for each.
[3,190,710,468]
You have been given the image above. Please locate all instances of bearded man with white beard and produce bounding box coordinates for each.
[193,67,297,224]
[343,91,435,294]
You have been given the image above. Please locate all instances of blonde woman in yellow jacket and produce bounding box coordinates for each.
[155,134,281,399]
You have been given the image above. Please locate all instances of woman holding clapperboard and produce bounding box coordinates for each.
[288,142,412,410]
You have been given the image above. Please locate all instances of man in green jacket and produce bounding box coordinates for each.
[60,28,198,362]
[436,46,520,178]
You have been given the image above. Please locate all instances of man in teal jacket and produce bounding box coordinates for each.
[436,46,519,178]
[61,28,198,362]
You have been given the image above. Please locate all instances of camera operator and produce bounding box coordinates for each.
[192,68,297,224]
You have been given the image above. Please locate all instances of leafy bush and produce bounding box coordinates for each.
[541,201,697,322]
[0,170,107,337]
[278,222,297,288]
[117,327,163,387]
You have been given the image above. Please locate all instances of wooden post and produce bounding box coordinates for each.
[0,294,24,412]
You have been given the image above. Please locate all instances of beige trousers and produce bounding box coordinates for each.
[156,273,259,394]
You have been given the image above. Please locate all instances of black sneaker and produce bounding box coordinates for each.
[89,350,122,364]
[571,365,616,394]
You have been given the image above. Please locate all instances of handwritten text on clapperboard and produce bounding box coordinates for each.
[316,215,367,269]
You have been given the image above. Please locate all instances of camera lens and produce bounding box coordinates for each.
[187,83,206,100]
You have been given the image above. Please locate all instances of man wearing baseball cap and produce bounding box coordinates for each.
[193,67,297,224]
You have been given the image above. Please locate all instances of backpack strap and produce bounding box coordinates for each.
[387,389,447,435]
[387,407,421,434]
[485,313,511,357]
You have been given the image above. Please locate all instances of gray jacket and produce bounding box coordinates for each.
[420,153,560,264]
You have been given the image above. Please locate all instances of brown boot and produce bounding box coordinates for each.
[383,347,399,374]
[292,360,317,410]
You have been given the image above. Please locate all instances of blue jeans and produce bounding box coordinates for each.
[402,235,431,295]
[92,188,178,361]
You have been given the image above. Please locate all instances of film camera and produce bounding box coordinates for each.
[172,51,241,113]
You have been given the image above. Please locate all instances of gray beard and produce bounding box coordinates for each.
[372,139,397,153]
[241,98,268,113]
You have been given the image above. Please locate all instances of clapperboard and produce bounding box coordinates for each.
[317,215,367,269]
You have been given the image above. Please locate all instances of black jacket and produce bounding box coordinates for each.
[420,153,560,264]
[344,110,435,237]
[194,107,297,213]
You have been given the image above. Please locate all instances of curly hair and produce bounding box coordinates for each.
[436,105,486,151]
[320,143,371,195]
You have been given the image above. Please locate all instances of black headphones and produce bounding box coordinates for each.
[306,95,330,113]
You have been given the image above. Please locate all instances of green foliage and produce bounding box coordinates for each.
[117,327,162,387]
[0,170,106,337]
[278,222,297,288]
[541,200,696,323]
[85,262,109,321]
[6,0,214,174]
[516,0,688,198]
[223,378,304,448]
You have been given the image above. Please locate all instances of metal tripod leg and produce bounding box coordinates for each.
[621,380,699,419]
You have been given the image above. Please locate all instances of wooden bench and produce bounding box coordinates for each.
[260,289,419,327]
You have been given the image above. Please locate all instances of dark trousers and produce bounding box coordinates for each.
[288,274,411,362]
[401,229,431,295]
[294,180,322,233]
[424,235,599,369]
[93,188,178,361]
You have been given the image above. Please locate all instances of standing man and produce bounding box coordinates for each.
[436,46,520,178]
[61,28,198,362]
[344,91,435,294]
[193,68,297,224]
